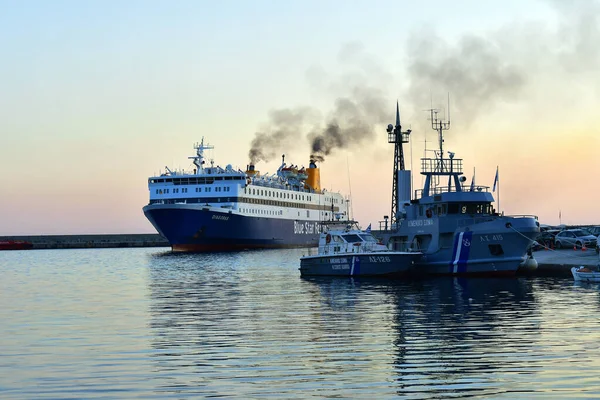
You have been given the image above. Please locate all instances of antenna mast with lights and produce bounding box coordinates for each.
[387,101,412,227]
[421,95,465,196]
[429,94,451,161]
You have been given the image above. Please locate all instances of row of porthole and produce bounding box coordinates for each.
[245,187,343,205]
[155,188,189,194]
[154,185,342,204]
[240,209,284,216]
[247,187,311,201]
[155,186,234,195]
[239,209,330,219]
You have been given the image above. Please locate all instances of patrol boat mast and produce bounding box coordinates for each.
[387,102,411,228]
[422,105,463,197]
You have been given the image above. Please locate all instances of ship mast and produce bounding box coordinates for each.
[429,97,451,191]
[387,102,411,227]
[421,97,464,196]
[429,105,451,164]
[189,137,214,175]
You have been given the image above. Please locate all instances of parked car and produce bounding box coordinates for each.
[554,229,598,249]
[534,229,560,250]
[586,226,600,236]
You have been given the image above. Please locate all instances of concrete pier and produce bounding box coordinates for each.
[0,234,169,250]
[524,248,600,276]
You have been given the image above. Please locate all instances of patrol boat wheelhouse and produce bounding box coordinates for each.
[143,138,350,252]
[383,105,540,276]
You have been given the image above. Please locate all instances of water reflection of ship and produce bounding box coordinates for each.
[147,251,542,397]
[302,276,541,397]
[301,276,538,318]
[145,248,307,364]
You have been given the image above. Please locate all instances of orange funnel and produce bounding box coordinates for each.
[305,160,321,192]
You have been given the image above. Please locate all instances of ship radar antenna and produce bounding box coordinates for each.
[428,94,451,161]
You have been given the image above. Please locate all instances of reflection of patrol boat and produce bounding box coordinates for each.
[143,139,350,252]
[382,104,540,276]
[299,221,421,277]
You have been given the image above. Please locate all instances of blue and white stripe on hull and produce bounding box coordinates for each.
[450,231,473,274]
[413,225,538,277]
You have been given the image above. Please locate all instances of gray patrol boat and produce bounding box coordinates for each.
[381,103,540,276]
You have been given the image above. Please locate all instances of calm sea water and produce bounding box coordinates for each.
[1,247,599,399]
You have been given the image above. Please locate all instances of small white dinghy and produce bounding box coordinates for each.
[571,266,600,282]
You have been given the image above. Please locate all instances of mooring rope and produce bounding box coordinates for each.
[507,224,598,261]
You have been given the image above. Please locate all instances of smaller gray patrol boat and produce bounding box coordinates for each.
[299,221,421,277]
[382,103,540,276]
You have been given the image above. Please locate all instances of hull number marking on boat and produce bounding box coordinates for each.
[330,257,351,271]
[479,234,504,242]
[332,264,350,270]
[330,258,349,264]
[369,256,391,263]
[407,219,434,227]
[294,221,321,235]
[212,215,230,221]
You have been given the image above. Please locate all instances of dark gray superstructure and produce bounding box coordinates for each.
[384,105,540,276]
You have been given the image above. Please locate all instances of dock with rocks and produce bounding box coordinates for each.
[0,234,169,250]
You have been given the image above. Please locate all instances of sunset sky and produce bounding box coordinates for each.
[1,0,599,235]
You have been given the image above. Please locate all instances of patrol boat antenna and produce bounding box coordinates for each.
[429,98,451,160]
[387,101,412,227]
[423,99,464,197]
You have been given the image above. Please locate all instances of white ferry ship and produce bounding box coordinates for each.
[143,138,350,252]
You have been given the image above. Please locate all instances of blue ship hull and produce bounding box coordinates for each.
[143,204,321,252]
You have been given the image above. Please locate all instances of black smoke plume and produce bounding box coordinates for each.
[405,33,526,125]
[309,86,388,161]
[248,107,318,164]
[248,86,389,164]
[403,1,600,125]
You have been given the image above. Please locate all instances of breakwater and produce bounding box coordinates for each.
[0,234,169,249]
